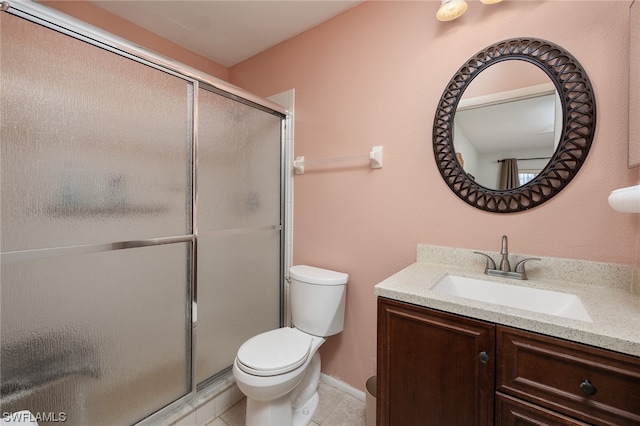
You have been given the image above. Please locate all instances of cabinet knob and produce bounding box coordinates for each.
[580,379,597,396]
[478,351,489,364]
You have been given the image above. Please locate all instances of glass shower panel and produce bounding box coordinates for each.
[0,243,190,425]
[197,232,280,377]
[196,91,282,233]
[196,88,282,384]
[0,13,192,252]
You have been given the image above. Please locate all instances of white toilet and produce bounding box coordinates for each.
[232,265,348,426]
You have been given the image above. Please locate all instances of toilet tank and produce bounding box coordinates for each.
[289,265,348,337]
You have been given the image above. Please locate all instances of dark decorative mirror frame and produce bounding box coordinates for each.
[433,38,596,213]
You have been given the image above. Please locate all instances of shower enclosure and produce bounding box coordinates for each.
[1,4,285,425]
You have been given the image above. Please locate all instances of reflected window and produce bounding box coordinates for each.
[518,171,538,186]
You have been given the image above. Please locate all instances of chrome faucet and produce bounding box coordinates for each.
[499,235,510,272]
[474,235,540,280]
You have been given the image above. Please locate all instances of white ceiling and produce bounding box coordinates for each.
[88,0,364,67]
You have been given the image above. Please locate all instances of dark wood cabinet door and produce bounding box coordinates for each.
[377,298,495,426]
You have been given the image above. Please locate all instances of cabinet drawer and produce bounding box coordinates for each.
[496,392,591,425]
[497,326,640,426]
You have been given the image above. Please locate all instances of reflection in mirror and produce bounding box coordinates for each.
[453,61,562,190]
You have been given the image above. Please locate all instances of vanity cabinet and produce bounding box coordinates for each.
[377,297,495,425]
[377,297,640,426]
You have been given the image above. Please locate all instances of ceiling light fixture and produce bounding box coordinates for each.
[480,0,503,4]
[436,0,468,22]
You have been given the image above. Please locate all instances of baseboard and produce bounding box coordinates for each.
[319,373,366,402]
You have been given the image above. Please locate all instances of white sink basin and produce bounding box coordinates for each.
[432,274,593,323]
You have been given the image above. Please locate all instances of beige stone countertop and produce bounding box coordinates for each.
[375,260,640,358]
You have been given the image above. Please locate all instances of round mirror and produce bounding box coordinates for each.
[433,38,596,213]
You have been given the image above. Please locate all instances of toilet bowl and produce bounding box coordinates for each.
[232,265,348,426]
[232,328,325,425]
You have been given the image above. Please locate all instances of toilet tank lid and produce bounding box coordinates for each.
[290,265,348,285]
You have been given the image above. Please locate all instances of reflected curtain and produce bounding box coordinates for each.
[499,158,520,190]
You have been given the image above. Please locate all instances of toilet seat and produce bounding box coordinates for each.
[236,327,312,377]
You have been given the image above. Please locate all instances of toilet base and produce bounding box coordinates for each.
[290,351,321,425]
[292,391,318,426]
[245,394,293,426]
[243,352,322,426]
[245,389,319,426]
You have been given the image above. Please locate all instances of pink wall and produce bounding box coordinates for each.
[38,0,229,81]
[229,1,640,390]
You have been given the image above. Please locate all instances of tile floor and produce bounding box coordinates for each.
[207,381,366,426]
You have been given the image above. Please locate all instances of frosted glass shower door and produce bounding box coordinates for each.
[1,13,192,425]
[196,87,283,385]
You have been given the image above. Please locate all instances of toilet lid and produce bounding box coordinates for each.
[237,328,312,377]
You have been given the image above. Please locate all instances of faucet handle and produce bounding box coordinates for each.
[514,258,541,278]
[473,251,497,272]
